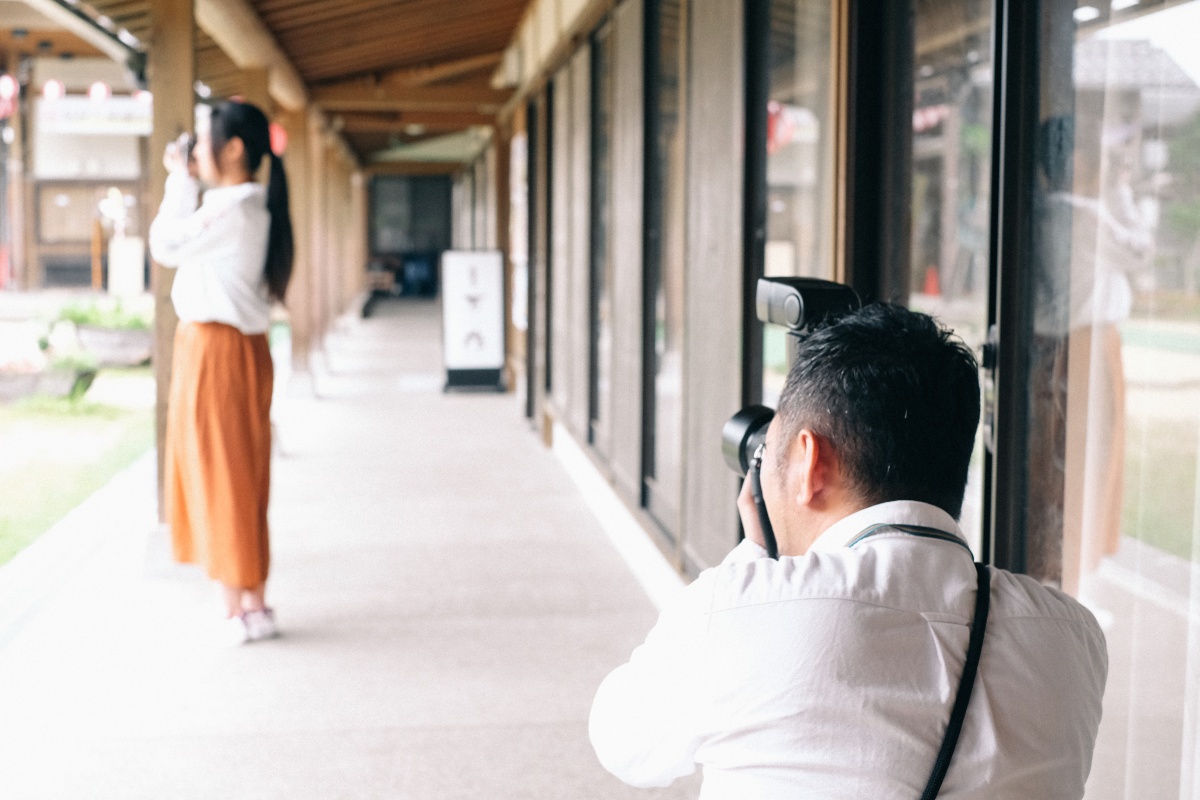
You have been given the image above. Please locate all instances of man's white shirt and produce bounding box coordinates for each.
[589,501,1108,799]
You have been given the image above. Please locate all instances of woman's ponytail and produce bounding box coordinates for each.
[210,100,294,303]
[264,150,294,303]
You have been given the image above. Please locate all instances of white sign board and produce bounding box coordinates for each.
[441,250,504,378]
[36,97,153,136]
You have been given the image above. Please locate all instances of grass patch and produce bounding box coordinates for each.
[0,388,154,567]
[1123,416,1200,561]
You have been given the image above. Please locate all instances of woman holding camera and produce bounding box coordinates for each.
[149,100,293,645]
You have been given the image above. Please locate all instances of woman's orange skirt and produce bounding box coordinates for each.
[165,321,273,589]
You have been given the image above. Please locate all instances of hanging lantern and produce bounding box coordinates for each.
[89,81,111,102]
[0,75,16,121]
[42,79,65,101]
[269,122,288,156]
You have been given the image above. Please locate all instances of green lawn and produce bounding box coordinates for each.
[1123,416,1200,562]
[0,378,154,567]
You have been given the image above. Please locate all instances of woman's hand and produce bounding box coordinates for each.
[163,133,198,177]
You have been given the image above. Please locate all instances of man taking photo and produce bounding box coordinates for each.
[589,304,1107,798]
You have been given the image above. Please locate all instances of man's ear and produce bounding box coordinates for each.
[791,429,821,506]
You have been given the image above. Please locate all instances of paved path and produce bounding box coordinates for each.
[0,299,700,799]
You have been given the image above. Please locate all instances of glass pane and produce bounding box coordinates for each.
[908,0,994,554]
[647,0,687,529]
[761,0,836,406]
[1027,2,1200,797]
[591,23,614,454]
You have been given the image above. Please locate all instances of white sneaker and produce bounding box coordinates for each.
[244,609,279,642]
[215,614,251,647]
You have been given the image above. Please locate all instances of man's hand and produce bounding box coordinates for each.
[738,472,767,549]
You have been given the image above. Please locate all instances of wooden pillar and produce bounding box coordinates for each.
[306,110,328,344]
[494,123,515,391]
[281,110,312,370]
[5,51,28,289]
[322,143,338,323]
[352,169,367,306]
[238,67,272,115]
[148,0,195,519]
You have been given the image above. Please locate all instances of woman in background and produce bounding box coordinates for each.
[149,100,293,645]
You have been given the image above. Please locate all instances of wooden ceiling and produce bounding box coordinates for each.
[254,0,527,84]
[70,0,526,163]
[257,0,525,160]
[0,2,104,62]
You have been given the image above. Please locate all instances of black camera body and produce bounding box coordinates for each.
[723,277,860,557]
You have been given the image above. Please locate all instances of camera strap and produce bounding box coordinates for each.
[848,524,989,797]
[920,560,990,799]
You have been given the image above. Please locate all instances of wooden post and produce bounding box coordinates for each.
[352,169,367,307]
[322,142,338,324]
[148,0,195,519]
[306,110,328,346]
[238,67,273,189]
[493,123,514,392]
[238,67,272,115]
[91,219,104,290]
[6,52,28,289]
[280,110,312,371]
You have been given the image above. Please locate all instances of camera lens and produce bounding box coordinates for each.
[722,405,775,477]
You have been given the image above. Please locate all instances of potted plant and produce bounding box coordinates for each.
[60,298,154,367]
[37,350,99,402]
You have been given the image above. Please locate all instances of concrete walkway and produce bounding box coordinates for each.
[0,299,700,799]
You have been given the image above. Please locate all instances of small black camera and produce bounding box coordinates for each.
[723,277,860,557]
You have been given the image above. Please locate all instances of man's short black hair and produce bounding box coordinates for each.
[775,304,980,518]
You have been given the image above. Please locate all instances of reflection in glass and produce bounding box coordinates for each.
[646,0,686,531]
[908,0,993,553]
[1027,2,1200,797]
[761,0,835,406]
[590,24,614,454]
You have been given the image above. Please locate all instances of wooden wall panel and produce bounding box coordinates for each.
[681,0,744,573]
[550,65,573,419]
[607,0,645,500]
[568,45,592,440]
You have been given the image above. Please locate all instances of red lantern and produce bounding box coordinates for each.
[0,74,16,121]
[269,122,288,156]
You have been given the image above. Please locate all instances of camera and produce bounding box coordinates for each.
[723,277,860,557]
[723,278,860,477]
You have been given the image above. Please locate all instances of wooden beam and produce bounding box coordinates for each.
[335,111,496,133]
[366,161,463,176]
[380,52,505,87]
[312,82,511,113]
[194,0,308,111]
[17,0,139,67]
